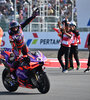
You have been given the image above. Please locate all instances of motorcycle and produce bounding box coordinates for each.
[0,48,50,94]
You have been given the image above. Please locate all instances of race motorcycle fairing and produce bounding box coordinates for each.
[0,48,50,94]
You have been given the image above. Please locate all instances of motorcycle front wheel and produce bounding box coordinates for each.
[36,71,50,94]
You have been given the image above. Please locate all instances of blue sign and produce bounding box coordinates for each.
[87,19,90,26]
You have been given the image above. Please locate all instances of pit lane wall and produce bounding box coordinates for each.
[1,32,89,50]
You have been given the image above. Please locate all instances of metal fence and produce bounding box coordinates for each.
[0,0,88,32]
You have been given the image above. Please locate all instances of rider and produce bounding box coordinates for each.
[8,8,39,57]
[8,8,39,80]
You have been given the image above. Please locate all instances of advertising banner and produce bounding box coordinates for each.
[1,32,60,49]
[79,32,89,49]
[1,32,89,50]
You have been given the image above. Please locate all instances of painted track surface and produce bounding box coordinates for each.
[0,50,90,100]
[32,50,89,68]
[31,50,89,59]
[0,67,90,100]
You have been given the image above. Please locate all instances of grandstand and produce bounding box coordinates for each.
[0,0,90,50]
[0,0,77,32]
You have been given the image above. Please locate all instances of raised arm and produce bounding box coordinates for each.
[20,8,39,29]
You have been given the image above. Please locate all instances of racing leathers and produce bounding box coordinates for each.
[8,10,38,74]
[8,16,35,57]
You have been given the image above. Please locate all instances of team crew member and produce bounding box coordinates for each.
[57,20,73,73]
[84,33,90,72]
[69,21,81,70]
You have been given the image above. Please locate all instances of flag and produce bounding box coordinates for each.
[53,28,59,33]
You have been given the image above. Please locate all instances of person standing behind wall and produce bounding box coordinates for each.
[0,27,3,46]
[0,27,3,64]
[68,21,81,70]
[57,19,73,73]
[84,33,90,72]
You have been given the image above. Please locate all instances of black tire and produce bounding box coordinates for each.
[0,59,2,64]
[37,72,50,94]
[2,68,18,92]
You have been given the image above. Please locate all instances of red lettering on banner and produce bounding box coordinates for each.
[33,33,38,38]
[1,40,5,47]
[84,33,90,48]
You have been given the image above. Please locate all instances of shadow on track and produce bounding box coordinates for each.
[0,91,40,95]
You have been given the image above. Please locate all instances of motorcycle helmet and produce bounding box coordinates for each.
[9,20,20,33]
[70,21,76,26]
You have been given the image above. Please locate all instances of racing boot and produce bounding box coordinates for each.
[76,64,80,70]
[68,67,74,71]
[84,67,90,73]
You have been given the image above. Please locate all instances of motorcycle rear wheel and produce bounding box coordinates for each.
[2,68,19,92]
